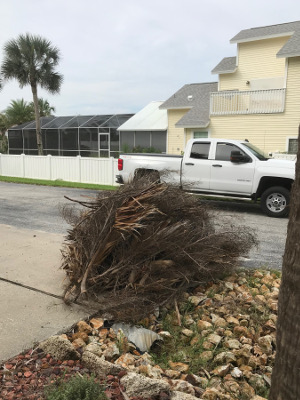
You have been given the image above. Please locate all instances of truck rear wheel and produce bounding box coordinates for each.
[133,169,160,183]
[261,186,290,218]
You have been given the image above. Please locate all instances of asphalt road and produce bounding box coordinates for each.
[0,182,98,234]
[0,182,288,269]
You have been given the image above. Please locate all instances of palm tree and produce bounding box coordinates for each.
[0,33,63,155]
[30,98,55,117]
[5,99,34,126]
[0,112,9,134]
[269,124,300,400]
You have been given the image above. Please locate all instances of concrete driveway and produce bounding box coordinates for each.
[0,225,90,363]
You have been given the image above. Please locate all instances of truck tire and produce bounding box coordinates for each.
[133,169,160,183]
[261,186,290,217]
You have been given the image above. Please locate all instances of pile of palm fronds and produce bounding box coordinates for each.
[61,179,256,321]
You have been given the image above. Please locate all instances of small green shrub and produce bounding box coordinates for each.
[132,145,161,153]
[44,374,107,400]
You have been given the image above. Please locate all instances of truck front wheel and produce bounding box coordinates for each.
[261,186,290,218]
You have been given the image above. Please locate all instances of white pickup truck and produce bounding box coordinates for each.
[116,138,295,218]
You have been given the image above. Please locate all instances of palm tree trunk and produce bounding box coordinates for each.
[31,84,43,155]
[269,124,300,400]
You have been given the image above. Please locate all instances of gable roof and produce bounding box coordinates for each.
[160,82,218,128]
[277,30,300,58]
[118,101,167,131]
[211,57,237,74]
[230,20,300,58]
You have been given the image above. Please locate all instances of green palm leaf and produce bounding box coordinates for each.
[0,33,63,154]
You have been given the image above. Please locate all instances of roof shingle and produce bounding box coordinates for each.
[160,82,218,128]
[211,57,237,75]
[230,20,300,58]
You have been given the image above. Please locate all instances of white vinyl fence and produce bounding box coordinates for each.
[0,154,119,186]
[272,153,296,161]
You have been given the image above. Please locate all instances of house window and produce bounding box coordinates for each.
[194,131,208,139]
[288,138,298,154]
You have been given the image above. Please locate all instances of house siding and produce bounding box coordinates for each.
[219,37,289,91]
[167,109,189,154]
[210,56,300,153]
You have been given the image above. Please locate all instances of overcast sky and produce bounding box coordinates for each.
[1,0,300,116]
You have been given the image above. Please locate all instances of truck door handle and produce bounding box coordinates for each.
[212,164,222,167]
[185,163,194,166]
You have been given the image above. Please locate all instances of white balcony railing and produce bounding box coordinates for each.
[210,88,286,115]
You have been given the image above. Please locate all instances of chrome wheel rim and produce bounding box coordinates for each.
[266,193,287,213]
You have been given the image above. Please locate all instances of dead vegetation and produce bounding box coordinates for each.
[61,178,256,321]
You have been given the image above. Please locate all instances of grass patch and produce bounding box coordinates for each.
[150,304,216,374]
[44,374,107,400]
[0,175,117,190]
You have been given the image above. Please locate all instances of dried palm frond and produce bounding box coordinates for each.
[61,178,256,321]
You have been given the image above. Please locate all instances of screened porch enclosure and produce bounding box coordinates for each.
[8,114,133,157]
[119,130,167,153]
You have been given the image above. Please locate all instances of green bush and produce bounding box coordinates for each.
[132,145,161,153]
[121,144,162,154]
[44,374,107,400]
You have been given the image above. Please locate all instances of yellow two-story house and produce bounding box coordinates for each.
[161,21,300,155]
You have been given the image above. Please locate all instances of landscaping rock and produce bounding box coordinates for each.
[214,317,227,328]
[214,351,236,365]
[203,387,231,399]
[168,361,189,373]
[211,364,231,377]
[77,320,93,333]
[120,371,170,397]
[170,379,196,395]
[249,373,267,391]
[231,367,243,378]
[258,334,273,355]
[224,339,241,350]
[189,295,207,306]
[89,317,104,330]
[206,333,222,346]
[72,337,87,349]
[38,335,80,360]
[200,351,214,362]
[1,268,281,400]
[164,369,181,379]
[85,342,104,358]
[182,328,194,337]
[171,391,199,400]
[197,320,213,331]
[82,350,123,377]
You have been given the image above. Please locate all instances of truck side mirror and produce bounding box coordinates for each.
[230,151,251,163]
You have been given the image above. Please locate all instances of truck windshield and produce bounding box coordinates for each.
[243,143,269,161]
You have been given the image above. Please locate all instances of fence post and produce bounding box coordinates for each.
[21,153,25,178]
[0,153,2,176]
[47,154,52,180]
[77,155,81,183]
[111,157,115,186]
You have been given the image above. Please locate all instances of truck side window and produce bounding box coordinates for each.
[216,143,245,161]
[190,143,210,159]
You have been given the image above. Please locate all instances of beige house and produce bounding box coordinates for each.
[161,21,300,155]
[160,82,217,154]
